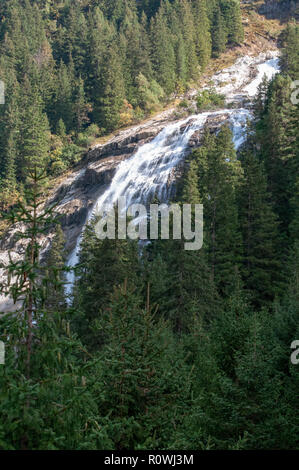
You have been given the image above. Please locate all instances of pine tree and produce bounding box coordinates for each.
[193,0,212,70]
[74,218,140,349]
[51,60,74,132]
[150,11,176,95]
[211,4,227,58]
[194,126,242,295]
[94,44,126,132]
[19,86,50,182]
[220,0,244,46]
[43,224,66,312]
[238,151,283,306]
[95,280,192,449]
[72,76,91,135]
[280,22,299,79]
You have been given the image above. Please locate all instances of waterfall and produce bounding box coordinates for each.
[65,51,280,300]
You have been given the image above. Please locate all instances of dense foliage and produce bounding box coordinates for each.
[0,0,244,208]
[0,3,298,452]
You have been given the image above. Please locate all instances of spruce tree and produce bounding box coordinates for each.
[238,151,283,306]
[51,60,74,132]
[280,22,299,79]
[194,126,242,295]
[257,75,296,237]
[220,0,244,46]
[43,224,67,312]
[193,0,212,70]
[150,11,176,95]
[72,76,91,135]
[94,44,126,132]
[0,80,20,206]
[19,87,50,182]
[73,218,140,350]
[178,0,199,80]
[0,168,104,450]
[211,4,227,58]
[95,280,192,449]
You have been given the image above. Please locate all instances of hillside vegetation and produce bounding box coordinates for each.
[0,1,298,451]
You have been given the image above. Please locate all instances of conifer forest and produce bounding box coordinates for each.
[0,0,298,452]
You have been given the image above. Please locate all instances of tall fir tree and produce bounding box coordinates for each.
[238,150,283,306]
[94,43,126,132]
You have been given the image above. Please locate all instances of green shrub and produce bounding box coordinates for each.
[197,89,225,111]
[178,99,190,108]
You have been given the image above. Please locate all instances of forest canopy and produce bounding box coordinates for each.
[0,0,244,206]
[0,0,298,452]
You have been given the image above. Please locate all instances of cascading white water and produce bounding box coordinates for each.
[65,51,280,299]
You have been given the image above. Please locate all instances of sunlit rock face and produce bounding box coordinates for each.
[0,51,280,311]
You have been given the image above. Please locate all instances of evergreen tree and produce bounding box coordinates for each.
[147,239,219,332]
[257,75,297,237]
[193,0,212,70]
[280,22,299,79]
[72,76,91,134]
[194,126,242,295]
[238,151,283,306]
[176,33,188,87]
[220,0,244,46]
[51,60,74,132]
[0,78,20,206]
[74,219,140,349]
[211,4,227,57]
[182,159,201,205]
[0,169,105,450]
[178,0,199,80]
[94,280,193,449]
[150,11,176,95]
[44,224,66,312]
[19,86,50,182]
